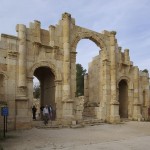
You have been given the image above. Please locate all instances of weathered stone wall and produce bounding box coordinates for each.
[86,44,150,121]
[88,55,100,105]
[0,12,149,130]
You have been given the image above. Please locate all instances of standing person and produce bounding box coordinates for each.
[148,107,150,120]
[48,105,53,121]
[43,105,49,125]
[32,105,37,120]
[40,105,44,120]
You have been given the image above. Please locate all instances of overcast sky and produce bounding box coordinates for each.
[0,0,150,73]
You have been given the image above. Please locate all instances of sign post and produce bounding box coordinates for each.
[1,106,9,137]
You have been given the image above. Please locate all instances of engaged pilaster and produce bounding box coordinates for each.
[84,74,89,103]
[49,25,55,46]
[133,67,141,120]
[62,12,71,102]
[109,31,120,123]
[124,49,130,64]
[34,20,41,43]
[16,24,27,88]
[62,12,73,119]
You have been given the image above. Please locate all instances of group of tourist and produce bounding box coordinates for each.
[32,104,54,125]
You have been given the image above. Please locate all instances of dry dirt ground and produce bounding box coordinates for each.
[1,121,150,150]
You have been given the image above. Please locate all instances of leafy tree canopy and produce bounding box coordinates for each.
[142,69,149,73]
[33,84,40,99]
[76,64,87,96]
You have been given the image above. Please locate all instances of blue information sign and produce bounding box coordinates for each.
[1,107,9,116]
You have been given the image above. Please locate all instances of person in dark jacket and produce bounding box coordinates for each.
[32,105,37,120]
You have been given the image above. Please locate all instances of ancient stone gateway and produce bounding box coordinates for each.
[0,12,149,129]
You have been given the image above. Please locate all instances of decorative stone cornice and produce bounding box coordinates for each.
[110,101,119,105]
[7,51,18,57]
[1,34,18,40]
[55,80,62,85]
[27,77,34,82]
[33,42,53,49]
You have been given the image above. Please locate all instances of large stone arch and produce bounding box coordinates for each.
[71,30,107,51]
[117,76,130,88]
[117,76,134,90]
[29,61,57,80]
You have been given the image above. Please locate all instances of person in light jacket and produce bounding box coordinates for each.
[43,105,49,125]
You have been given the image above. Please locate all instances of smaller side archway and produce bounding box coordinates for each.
[118,79,128,118]
[34,67,55,108]
[29,61,58,120]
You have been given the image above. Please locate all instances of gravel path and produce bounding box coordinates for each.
[1,121,150,150]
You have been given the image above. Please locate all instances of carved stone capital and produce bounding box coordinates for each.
[118,47,122,51]
[62,12,71,20]
[49,25,55,29]
[110,31,117,36]
[55,80,62,85]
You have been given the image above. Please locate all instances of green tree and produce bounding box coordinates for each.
[142,69,149,73]
[33,84,40,99]
[76,64,87,96]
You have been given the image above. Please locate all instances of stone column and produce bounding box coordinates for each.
[100,59,110,121]
[118,47,122,63]
[84,74,89,103]
[142,74,149,120]
[62,12,71,101]
[7,51,18,130]
[55,80,62,119]
[16,24,27,88]
[97,49,110,121]
[62,13,73,120]
[49,25,55,47]
[70,51,77,98]
[124,49,130,64]
[128,89,134,119]
[109,31,120,123]
[133,67,141,120]
[34,20,41,43]
[16,25,31,129]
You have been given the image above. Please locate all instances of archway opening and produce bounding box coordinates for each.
[119,80,128,118]
[33,66,56,120]
[76,39,100,71]
[76,39,100,118]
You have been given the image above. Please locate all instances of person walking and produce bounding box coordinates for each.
[40,105,44,120]
[43,105,49,125]
[32,105,37,120]
[148,107,150,120]
[48,105,53,121]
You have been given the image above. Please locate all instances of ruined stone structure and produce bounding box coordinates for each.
[0,12,149,130]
